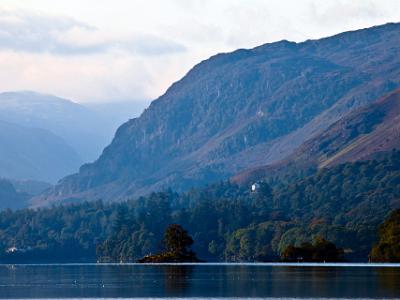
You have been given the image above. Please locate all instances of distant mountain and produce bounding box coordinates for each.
[0,178,52,210]
[0,179,29,210]
[8,179,52,196]
[0,178,51,210]
[0,91,108,162]
[0,120,82,183]
[38,23,400,205]
[233,89,400,185]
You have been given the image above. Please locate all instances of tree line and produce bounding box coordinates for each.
[0,150,399,263]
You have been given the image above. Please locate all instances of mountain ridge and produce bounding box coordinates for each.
[36,22,400,205]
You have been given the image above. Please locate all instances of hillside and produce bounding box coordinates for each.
[8,179,52,196]
[37,22,400,204]
[2,151,400,262]
[0,120,82,183]
[0,179,30,210]
[0,91,97,161]
[233,89,400,184]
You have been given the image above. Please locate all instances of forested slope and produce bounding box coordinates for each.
[2,151,399,262]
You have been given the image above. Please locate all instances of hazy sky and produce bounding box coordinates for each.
[0,0,399,103]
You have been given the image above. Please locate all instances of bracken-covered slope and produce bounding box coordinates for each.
[37,23,400,204]
[317,89,400,167]
[233,89,400,185]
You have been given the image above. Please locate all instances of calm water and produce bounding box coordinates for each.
[0,263,399,299]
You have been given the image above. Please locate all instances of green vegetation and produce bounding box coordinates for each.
[370,209,400,262]
[281,237,344,262]
[136,224,199,263]
[0,150,399,263]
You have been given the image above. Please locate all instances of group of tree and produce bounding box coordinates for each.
[0,150,399,263]
[281,237,344,262]
[136,224,199,263]
[370,209,400,262]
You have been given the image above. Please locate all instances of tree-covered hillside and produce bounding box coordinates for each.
[1,150,399,262]
[370,209,400,262]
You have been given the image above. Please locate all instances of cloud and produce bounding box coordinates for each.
[0,9,186,56]
[0,48,195,103]
[0,10,99,54]
[123,35,186,56]
[0,1,398,104]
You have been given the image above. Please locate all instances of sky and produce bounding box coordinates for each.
[0,0,399,104]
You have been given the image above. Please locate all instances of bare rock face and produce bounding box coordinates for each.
[37,23,400,205]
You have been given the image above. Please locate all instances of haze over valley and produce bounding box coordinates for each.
[0,91,149,183]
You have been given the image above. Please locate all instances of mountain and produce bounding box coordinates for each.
[0,91,108,162]
[0,120,82,183]
[0,91,149,183]
[233,89,400,184]
[0,179,30,210]
[0,178,50,210]
[37,23,400,205]
[8,179,52,196]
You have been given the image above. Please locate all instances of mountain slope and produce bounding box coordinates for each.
[233,89,400,185]
[0,91,121,162]
[38,23,400,204]
[318,90,400,167]
[8,179,52,196]
[0,179,30,210]
[0,120,82,183]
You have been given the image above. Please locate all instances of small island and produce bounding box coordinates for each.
[138,224,201,263]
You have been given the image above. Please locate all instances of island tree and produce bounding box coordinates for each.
[138,224,200,263]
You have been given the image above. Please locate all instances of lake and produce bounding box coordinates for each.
[0,263,399,299]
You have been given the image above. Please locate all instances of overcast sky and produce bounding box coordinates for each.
[0,0,399,103]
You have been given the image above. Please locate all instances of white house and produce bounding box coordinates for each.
[6,246,18,253]
[251,182,260,192]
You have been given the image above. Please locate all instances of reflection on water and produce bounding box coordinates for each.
[0,263,399,299]
[163,265,193,295]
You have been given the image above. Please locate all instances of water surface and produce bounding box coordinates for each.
[0,263,399,299]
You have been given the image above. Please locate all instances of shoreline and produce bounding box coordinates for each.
[1,262,400,267]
